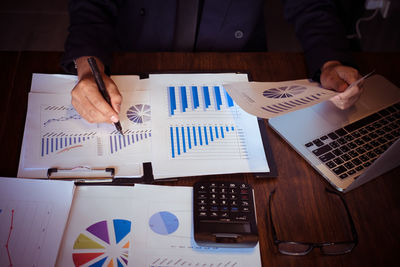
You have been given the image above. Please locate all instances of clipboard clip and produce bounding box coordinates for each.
[47,166,115,182]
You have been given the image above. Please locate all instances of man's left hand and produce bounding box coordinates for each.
[320,60,362,109]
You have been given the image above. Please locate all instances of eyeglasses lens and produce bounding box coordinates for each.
[321,243,355,255]
[278,242,311,255]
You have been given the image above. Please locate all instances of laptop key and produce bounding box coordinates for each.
[333,157,344,165]
[341,154,351,161]
[352,158,362,166]
[347,169,356,175]
[329,141,339,148]
[320,135,328,140]
[333,165,347,175]
[332,149,342,156]
[313,139,324,147]
[340,145,350,153]
[305,142,313,147]
[335,128,347,136]
[319,152,335,162]
[327,132,339,140]
[344,162,355,169]
[312,145,332,156]
[355,165,364,171]
[326,161,336,168]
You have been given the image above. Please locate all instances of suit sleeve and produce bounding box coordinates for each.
[61,0,121,74]
[283,0,355,80]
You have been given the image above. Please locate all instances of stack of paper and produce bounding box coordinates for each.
[18,73,270,179]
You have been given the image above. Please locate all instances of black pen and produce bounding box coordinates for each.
[87,57,123,135]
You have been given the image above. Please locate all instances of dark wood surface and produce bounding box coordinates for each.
[0,52,399,266]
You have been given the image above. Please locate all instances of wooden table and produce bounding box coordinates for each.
[0,52,399,266]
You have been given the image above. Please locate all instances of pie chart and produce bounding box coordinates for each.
[149,211,179,235]
[72,219,131,267]
[263,85,307,98]
[126,104,151,124]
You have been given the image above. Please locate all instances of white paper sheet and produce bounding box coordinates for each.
[223,79,338,118]
[0,177,75,267]
[56,184,262,267]
[149,74,270,179]
[18,90,152,178]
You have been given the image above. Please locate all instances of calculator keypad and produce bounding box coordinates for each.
[194,182,255,222]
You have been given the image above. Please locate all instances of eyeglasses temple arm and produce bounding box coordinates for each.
[268,189,279,243]
[325,188,359,244]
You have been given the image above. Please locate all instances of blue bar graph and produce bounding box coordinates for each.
[168,124,238,158]
[214,86,222,110]
[170,127,175,158]
[224,89,234,107]
[203,86,211,109]
[198,126,203,146]
[169,86,176,116]
[187,126,191,149]
[203,126,208,145]
[181,127,186,153]
[193,126,197,146]
[191,86,199,109]
[108,130,152,154]
[180,86,188,112]
[167,85,237,117]
[176,127,180,155]
[41,134,93,156]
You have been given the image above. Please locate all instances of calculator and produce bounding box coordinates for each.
[193,181,259,248]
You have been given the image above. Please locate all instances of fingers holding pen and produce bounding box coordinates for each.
[72,56,123,124]
[71,75,121,124]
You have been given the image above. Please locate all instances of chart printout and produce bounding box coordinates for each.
[149,74,270,178]
[57,184,262,267]
[223,79,338,118]
[0,177,74,267]
[18,90,152,178]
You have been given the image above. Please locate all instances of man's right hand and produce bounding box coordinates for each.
[71,56,122,124]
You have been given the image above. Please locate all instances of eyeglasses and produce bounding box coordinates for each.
[268,188,358,255]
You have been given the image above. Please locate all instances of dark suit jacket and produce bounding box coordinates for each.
[62,0,354,79]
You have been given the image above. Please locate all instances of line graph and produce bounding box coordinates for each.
[5,209,14,267]
[0,202,52,267]
[43,114,81,126]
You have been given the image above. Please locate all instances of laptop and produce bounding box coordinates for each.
[269,75,400,192]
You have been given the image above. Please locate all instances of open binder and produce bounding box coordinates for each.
[18,73,277,183]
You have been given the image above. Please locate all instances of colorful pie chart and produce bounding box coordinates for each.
[72,219,131,267]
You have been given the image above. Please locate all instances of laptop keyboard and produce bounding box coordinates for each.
[304,102,400,180]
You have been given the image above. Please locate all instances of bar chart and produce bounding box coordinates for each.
[167,85,238,118]
[109,130,151,154]
[41,132,96,157]
[168,123,247,159]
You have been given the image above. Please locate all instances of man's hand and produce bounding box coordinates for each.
[320,60,362,110]
[71,56,122,123]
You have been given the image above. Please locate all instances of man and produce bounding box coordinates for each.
[62,0,362,124]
